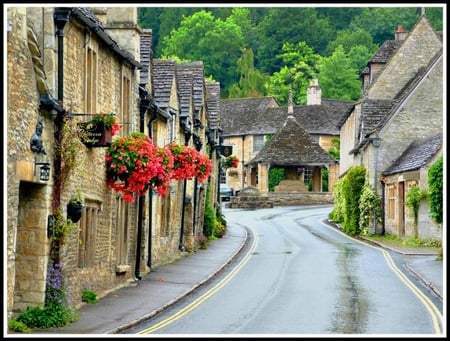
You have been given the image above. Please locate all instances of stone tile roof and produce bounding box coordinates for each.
[205,82,221,129]
[248,115,335,167]
[382,133,442,175]
[71,7,142,69]
[139,29,153,86]
[221,97,353,137]
[176,64,194,118]
[153,59,177,110]
[178,61,205,112]
[369,40,402,63]
[220,97,279,136]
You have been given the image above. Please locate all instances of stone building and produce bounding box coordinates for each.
[6,6,219,319]
[338,12,443,237]
[220,81,353,196]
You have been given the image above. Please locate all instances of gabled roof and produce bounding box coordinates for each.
[176,64,194,118]
[248,115,335,167]
[382,133,442,176]
[70,7,142,69]
[205,82,221,129]
[153,59,177,110]
[220,97,279,136]
[139,29,153,86]
[221,97,353,137]
[369,40,402,64]
[178,61,205,112]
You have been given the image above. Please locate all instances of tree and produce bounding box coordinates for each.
[265,41,321,105]
[256,7,333,74]
[318,45,361,101]
[228,48,267,98]
[161,10,245,97]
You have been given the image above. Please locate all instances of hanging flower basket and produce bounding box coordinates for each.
[221,155,239,169]
[67,202,83,223]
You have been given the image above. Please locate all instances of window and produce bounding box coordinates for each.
[253,135,265,153]
[387,184,395,219]
[160,194,171,237]
[116,197,130,266]
[86,46,98,114]
[121,74,131,136]
[78,200,101,268]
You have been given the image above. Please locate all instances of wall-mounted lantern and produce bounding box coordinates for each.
[34,158,51,181]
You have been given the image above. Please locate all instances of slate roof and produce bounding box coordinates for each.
[205,82,221,129]
[220,97,279,136]
[221,97,353,137]
[178,61,205,112]
[139,29,153,86]
[71,7,142,69]
[369,40,402,64]
[382,133,442,175]
[176,64,194,118]
[153,59,177,110]
[248,115,335,167]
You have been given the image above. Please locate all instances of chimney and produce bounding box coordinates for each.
[395,25,408,41]
[307,79,321,105]
[288,87,293,115]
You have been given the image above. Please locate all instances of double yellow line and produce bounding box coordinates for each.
[138,225,258,334]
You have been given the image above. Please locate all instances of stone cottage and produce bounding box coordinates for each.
[6,6,219,319]
[338,12,443,237]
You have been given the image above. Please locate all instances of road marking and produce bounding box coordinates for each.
[320,219,443,335]
[138,224,258,334]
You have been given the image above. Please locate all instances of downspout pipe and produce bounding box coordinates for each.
[146,103,158,268]
[179,131,191,251]
[51,8,70,263]
[134,96,152,280]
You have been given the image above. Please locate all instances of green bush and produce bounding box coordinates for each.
[359,181,382,236]
[8,319,31,333]
[16,302,77,329]
[428,155,443,225]
[81,289,98,304]
[341,165,366,235]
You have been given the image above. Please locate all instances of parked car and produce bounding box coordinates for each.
[220,184,233,201]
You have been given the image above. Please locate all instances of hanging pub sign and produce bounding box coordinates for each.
[219,145,233,157]
[78,121,112,148]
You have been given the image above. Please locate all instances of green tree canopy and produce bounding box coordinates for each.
[318,45,361,101]
[161,10,245,97]
[265,41,320,105]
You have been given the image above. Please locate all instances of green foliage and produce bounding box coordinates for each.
[328,137,340,161]
[8,319,31,333]
[15,303,77,329]
[161,10,245,97]
[228,48,267,98]
[196,233,209,249]
[405,185,428,226]
[322,167,329,192]
[265,41,321,105]
[51,209,78,243]
[69,189,84,205]
[14,259,79,329]
[203,184,216,238]
[214,220,227,238]
[317,45,362,101]
[329,180,344,223]
[268,167,285,192]
[358,181,382,236]
[428,155,443,225]
[341,165,366,235]
[81,289,98,304]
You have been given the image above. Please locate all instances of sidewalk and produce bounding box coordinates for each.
[30,220,442,335]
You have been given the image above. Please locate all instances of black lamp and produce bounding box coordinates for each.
[34,158,51,181]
